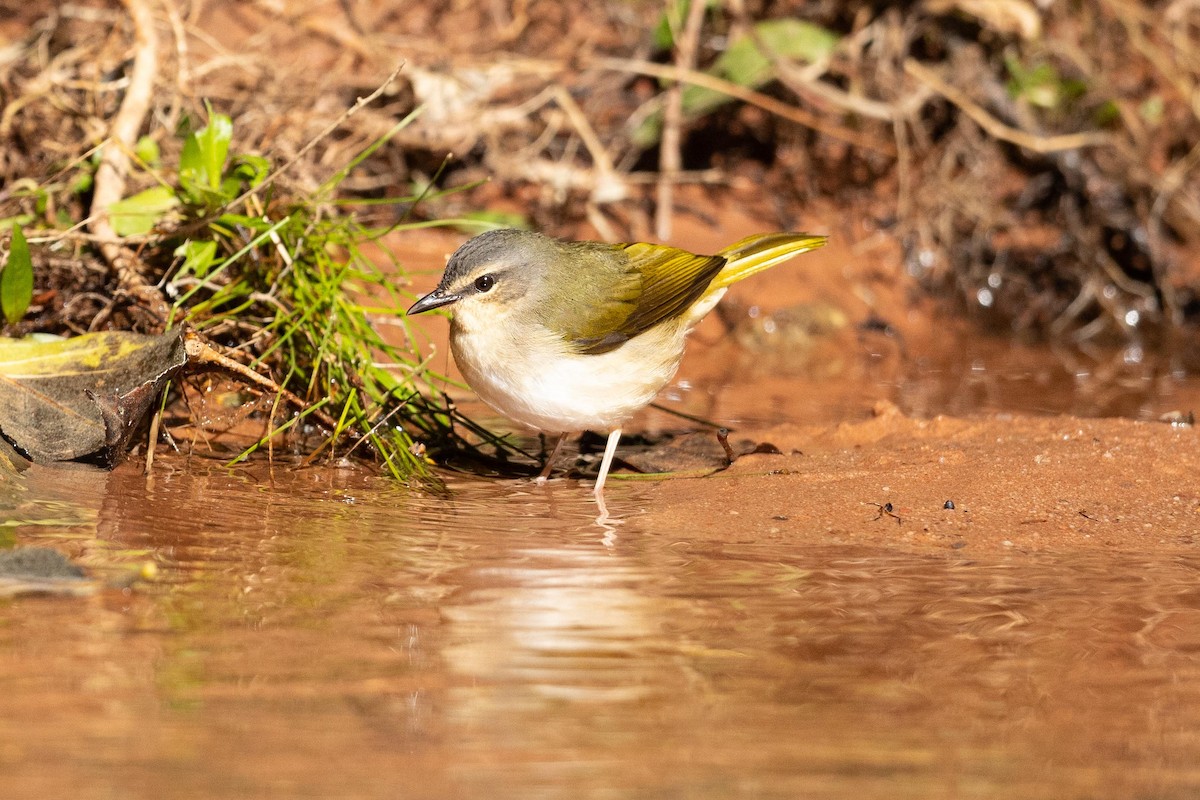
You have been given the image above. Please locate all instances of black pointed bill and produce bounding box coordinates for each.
[407,289,462,315]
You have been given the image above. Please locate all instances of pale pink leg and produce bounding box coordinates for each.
[593,428,622,522]
[535,433,566,485]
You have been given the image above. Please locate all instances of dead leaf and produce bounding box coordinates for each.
[0,330,187,465]
[923,0,1041,40]
[600,430,729,474]
[0,437,29,479]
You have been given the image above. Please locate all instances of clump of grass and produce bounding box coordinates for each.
[165,109,528,479]
[12,104,519,480]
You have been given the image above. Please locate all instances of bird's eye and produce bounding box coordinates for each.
[474,274,495,293]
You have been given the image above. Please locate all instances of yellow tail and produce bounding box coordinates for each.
[709,232,828,291]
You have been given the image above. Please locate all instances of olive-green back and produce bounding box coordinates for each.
[536,241,724,355]
[536,232,827,355]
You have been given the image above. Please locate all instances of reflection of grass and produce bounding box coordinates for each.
[0,499,98,541]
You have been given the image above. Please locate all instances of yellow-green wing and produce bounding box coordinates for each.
[710,232,828,290]
[567,243,725,355]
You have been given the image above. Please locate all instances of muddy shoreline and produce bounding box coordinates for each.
[634,405,1199,555]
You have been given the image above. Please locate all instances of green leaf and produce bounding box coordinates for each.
[1093,99,1121,127]
[71,171,94,195]
[107,185,181,236]
[134,135,160,166]
[653,0,691,50]
[717,18,838,87]
[0,330,188,463]
[230,154,270,188]
[1005,56,1085,111]
[174,239,219,278]
[682,17,839,118]
[1,226,34,325]
[653,0,722,51]
[1139,96,1164,125]
[180,112,233,194]
[0,214,35,231]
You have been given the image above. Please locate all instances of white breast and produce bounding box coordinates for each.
[450,310,714,434]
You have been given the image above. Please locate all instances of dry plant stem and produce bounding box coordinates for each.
[594,56,896,156]
[775,61,922,121]
[769,45,933,122]
[656,0,707,241]
[163,0,190,131]
[546,85,623,236]
[551,86,617,178]
[266,391,282,475]
[903,59,1114,154]
[88,0,170,321]
[144,403,162,475]
[181,329,348,438]
[1101,0,1198,118]
[496,0,532,42]
[894,113,913,222]
[729,0,926,123]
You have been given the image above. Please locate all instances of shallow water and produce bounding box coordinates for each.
[666,324,1200,431]
[3,458,1200,798]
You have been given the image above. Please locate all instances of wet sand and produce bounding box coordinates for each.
[635,404,1200,555]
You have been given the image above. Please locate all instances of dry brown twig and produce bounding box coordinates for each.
[593,56,896,156]
[162,0,191,133]
[549,85,627,239]
[656,0,707,241]
[87,0,170,324]
[903,58,1114,155]
[733,0,930,123]
[181,328,346,435]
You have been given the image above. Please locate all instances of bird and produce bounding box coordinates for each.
[407,228,827,521]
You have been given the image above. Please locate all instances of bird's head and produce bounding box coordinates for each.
[407,229,557,325]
